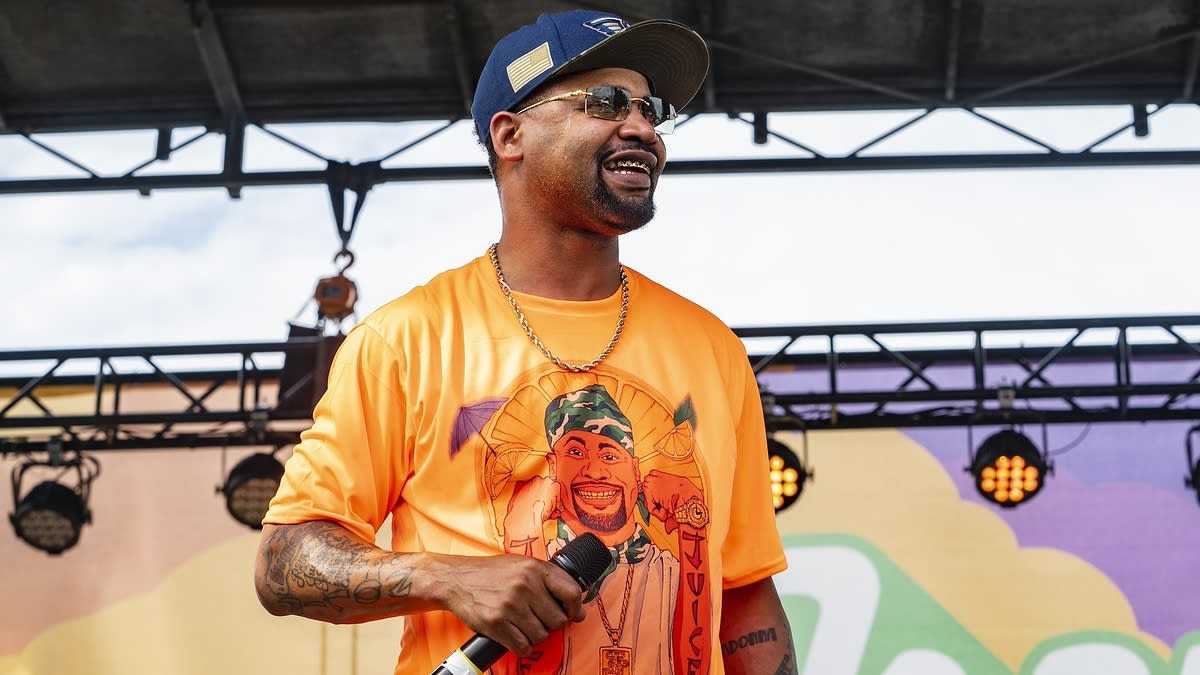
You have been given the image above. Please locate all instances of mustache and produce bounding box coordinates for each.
[598,141,659,162]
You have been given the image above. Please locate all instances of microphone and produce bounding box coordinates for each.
[431,532,612,675]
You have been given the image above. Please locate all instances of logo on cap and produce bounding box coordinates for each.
[507,42,555,92]
[583,16,629,36]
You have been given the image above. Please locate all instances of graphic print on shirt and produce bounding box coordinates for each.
[459,366,713,675]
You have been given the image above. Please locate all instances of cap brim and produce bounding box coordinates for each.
[555,20,710,111]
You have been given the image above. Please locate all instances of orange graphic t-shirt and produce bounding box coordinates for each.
[265,254,787,675]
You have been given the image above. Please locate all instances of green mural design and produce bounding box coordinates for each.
[779,533,1200,675]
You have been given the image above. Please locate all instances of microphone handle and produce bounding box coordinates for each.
[430,634,506,674]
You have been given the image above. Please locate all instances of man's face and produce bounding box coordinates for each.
[516,67,668,236]
[550,429,641,542]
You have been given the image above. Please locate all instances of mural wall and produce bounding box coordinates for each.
[1,397,1198,674]
[774,425,1200,675]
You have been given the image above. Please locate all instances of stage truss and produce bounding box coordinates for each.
[2,315,1198,456]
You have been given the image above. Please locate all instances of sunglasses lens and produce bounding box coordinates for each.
[647,99,676,134]
[586,86,627,120]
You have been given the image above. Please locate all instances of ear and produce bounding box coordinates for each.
[489,111,523,162]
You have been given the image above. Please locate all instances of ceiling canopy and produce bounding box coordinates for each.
[2,0,1197,135]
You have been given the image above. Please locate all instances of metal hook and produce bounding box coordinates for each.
[334,248,355,274]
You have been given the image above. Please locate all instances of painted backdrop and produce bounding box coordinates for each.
[1,394,1198,674]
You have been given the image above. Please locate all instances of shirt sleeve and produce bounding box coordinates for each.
[263,323,410,543]
[720,349,789,588]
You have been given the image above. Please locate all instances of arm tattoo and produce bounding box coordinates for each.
[722,624,797,675]
[722,626,779,656]
[774,632,797,675]
[262,521,415,617]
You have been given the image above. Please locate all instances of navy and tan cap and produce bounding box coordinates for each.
[471,9,710,143]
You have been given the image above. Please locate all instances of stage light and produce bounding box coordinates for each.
[969,428,1050,508]
[767,436,811,513]
[1186,425,1200,504]
[9,451,100,555]
[219,452,284,529]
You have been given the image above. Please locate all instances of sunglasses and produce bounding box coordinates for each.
[515,86,678,134]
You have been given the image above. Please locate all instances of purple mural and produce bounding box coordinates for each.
[906,422,1200,647]
[759,353,1200,647]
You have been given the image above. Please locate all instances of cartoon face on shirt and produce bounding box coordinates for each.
[550,428,642,545]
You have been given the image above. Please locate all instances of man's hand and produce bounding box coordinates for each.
[433,552,587,656]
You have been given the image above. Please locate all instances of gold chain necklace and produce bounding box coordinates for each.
[595,560,635,646]
[488,243,628,373]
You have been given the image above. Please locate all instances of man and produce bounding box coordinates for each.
[254,9,796,675]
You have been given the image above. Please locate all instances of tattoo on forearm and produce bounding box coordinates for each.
[722,626,778,656]
[722,624,797,674]
[262,521,414,616]
[774,632,797,675]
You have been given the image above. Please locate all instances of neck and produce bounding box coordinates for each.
[492,230,622,300]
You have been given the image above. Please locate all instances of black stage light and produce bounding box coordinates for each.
[1186,425,1200,504]
[767,436,812,513]
[220,452,285,529]
[9,451,100,555]
[969,428,1050,508]
[11,481,89,554]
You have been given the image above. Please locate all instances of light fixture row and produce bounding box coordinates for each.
[8,449,285,555]
[9,423,1200,553]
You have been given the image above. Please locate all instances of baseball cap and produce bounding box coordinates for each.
[471,9,709,143]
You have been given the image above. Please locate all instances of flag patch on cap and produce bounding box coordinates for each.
[507,42,554,92]
[583,16,629,36]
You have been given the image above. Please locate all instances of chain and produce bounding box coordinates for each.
[488,243,628,373]
[594,561,635,646]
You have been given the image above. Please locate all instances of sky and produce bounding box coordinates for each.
[2,102,1198,352]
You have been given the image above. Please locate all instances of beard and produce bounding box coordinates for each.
[584,143,658,233]
[589,170,655,232]
[573,495,630,533]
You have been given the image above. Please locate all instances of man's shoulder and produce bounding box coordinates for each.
[630,268,737,339]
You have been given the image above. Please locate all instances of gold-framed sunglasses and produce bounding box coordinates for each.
[515,85,678,134]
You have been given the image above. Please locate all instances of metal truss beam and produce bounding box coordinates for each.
[189,0,247,197]
[3,316,1199,453]
[943,0,964,102]
[745,315,1200,431]
[1185,0,1200,99]
[442,0,476,116]
[4,148,1200,196]
[0,336,340,455]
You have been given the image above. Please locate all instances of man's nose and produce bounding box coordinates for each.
[618,103,659,142]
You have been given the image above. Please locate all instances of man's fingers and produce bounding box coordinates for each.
[496,619,534,656]
[545,564,587,616]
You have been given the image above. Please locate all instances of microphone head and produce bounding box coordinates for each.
[550,532,612,591]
